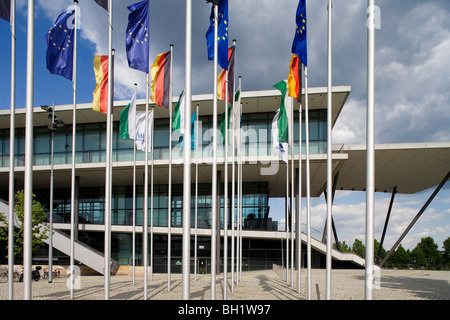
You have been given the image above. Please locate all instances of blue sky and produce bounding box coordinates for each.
[0,0,449,251]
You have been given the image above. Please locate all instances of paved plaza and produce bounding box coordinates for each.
[1,268,449,301]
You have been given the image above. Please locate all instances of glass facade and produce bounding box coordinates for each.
[33,182,271,231]
[0,110,330,270]
[0,110,327,167]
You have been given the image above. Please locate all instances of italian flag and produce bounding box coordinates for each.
[119,92,137,140]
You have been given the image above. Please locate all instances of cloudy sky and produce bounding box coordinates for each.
[0,0,448,251]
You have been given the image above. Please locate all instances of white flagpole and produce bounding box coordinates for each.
[366,0,376,300]
[104,0,112,300]
[211,3,219,300]
[297,96,303,294]
[8,0,16,301]
[144,72,149,299]
[238,76,243,285]
[150,106,154,283]
[132,85,137,286]
[69,0,78,301]
[143,0,151,299]
[285,157,289,283]
[223,68,229,300]
[290,96,295,288]
[231,104,235,292]
[326,0,333,300]
[23,0,35,300]
[239,116,243,284]
[194,104,199,282]
[304,65,312,300]
[230,44,237,294]
[182,0,192,300]
[167,44,174,291]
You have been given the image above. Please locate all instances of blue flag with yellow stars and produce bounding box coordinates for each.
[205,0,228,70]
[45,9,75,81]
[291,0,307,66]
[126,0,149,73]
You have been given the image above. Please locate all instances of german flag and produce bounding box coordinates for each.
[287,54,302,103]
[217,46,235,102]
[217,69,226,100]
[150,51,171,109]
[92,55,109,114]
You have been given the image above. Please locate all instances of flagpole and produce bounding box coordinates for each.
[23,0,35,300]
[223,67,229,300]
[365,0,376,300]
[230,42,237,294]
[297,95,303,294]
[237,76,242,285]
[211,2,219,300]
[290,95,295,288]
[167,44,174,291]
[104,0,113,300]
[325,0,333,300]
[144,72,149,300]
[304,65,312,300]
[8,0,16,301]
[132,85,137,286]
[194,104,199,282]
[69,0,78,301]
[230,102,235,293]
[182,0,192,300]
[150,105,154,283]
[285,150,289,283]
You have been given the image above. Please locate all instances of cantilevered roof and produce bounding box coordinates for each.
[334,143,450,194]
[0,86,351,129]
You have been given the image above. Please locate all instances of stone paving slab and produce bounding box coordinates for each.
[1,269,449,301]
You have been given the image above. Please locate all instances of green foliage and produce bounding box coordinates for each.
[0,190,49,257]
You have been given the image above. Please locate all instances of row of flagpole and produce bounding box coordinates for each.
[3,0,377,301]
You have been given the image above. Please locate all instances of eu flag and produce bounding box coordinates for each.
[45,10,75,81]
[205,0,228,70]
[126,0,149,73]
[291,0,307,66]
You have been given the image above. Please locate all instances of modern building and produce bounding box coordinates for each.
[0,86,449,274]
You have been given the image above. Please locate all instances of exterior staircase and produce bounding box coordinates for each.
[0,198,119,275]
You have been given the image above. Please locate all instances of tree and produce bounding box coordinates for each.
[352,239,365,258]
[443,237,450,266]
[0,189,49,258]
[333,241,352,253]
[413,237,442,269]
[389,244,409,268]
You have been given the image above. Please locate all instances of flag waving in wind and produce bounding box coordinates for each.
[126,0,149,73]
[288,54,302,102]
[119,91,137,140]
[292,0,307,66]
[205,0,229,70]
[92,55,111,113]
[0,0,10,22]
[150,51,171,109]
[94,0,108,11]
[172,90,185,134]
[45,9,75,80]
[274,80,289,144]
